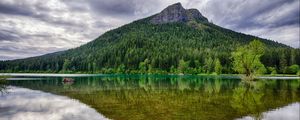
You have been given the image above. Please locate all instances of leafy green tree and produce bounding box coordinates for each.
[139,59,150,73]
[147,64,153,73]
[139,62,146,73]
[117,64,126,73]
[231,40,266,78]
[170,65,176,73]
[267,67,277,75]
[288,64,299,74]
[178,59,189,74]
[214,58,222,74]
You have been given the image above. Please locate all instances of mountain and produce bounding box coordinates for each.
[0,3,299,74]
[150,3,208,24]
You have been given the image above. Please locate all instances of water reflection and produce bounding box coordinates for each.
[6,75,300,120]
[231,80,300,120]
[8,75,241,92]
[0,86,108,120]
[237,103,299,120]
[0,77,8,95]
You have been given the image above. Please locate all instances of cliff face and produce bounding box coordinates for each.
[186,9,208,22]
[150,3,208,24]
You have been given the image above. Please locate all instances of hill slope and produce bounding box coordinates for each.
[0,3,299,74]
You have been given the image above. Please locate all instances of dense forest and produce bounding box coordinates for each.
[0,18,299,75]
[0,3,299,75]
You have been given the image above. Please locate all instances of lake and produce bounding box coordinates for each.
[0,74,299,120]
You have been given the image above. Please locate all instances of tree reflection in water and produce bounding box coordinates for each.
[7,75,300,120]
[231,80,264,120]
[0,76,8,95]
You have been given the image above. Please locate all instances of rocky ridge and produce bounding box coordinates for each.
[150,2,209,24]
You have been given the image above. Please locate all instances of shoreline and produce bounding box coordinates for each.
[1,73,299,79]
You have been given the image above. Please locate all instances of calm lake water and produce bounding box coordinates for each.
[0,74,299,120]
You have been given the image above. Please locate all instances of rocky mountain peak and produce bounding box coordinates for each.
[187,9,208,22]
[150,2,208,24]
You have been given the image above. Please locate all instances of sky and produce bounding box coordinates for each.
[0,0,299,60]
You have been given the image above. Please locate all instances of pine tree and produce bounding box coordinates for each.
[214,58,222,75]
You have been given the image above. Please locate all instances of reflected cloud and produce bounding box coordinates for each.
[0,86,108,120]
[237,103,300,120]
[4,76,300,120]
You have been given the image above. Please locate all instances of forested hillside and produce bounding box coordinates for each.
[0,3,299,74]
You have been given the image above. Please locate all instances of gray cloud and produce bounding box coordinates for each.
[0,1,88,31]
[0,0,299,60]
[0,30,20,41]
[0,1,34,16]
[186,0,299,48]
[196,0,298,28]
[63,0,163,20]
[88,0,137,16]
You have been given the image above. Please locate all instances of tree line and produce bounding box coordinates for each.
[0,20,299,75]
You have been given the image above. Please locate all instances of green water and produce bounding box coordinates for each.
[5,75,300,120]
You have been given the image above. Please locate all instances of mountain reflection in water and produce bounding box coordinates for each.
[4,75,300,120]
[0,86,108,120]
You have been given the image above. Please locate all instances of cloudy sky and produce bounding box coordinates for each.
[0,0,299,60]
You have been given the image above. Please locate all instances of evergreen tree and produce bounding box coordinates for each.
[204,57,214,74]
[279,54,288,73]
[214,59,222,74]
[62,59,71,72]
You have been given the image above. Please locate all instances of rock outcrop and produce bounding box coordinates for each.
[150,3,208,24]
